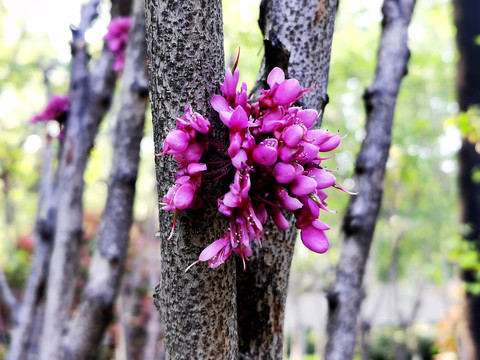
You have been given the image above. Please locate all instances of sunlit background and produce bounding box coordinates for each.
[0,0,469,358]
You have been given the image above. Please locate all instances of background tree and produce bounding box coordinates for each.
[237,0,337,358]
[144,1,239,358]
[454,0,480,358]
[145,0,338,357]
[325,0,416,358]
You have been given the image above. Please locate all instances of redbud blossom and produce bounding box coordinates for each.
[158,64,351,270]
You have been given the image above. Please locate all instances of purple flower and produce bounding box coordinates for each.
[220,68,240,103]
[289,175,317,197]
[105,17,132,71]
[30,95,70,124]
[272,162,297,184]
[162,130,190,154]
[300,221,330,253]
[252,138,278,166]
[159,63,350,270]
[282,124,304,147]
[30,95,70,140]
[273,79,302,106]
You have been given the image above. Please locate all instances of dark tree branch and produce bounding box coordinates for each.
[60,0,147,357]
[454,0,480,356]
[237,1,337,358]
[0,265,17,318]
[38,0,124,357]
[325,1,416,359]
[145,0,238,358]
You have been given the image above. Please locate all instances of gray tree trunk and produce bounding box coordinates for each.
[237,1,337,358]
[7,146,57,360]
[38,1,121,358]
[60,0,148,357]
[454,0,480,358]
[325,0,416,359]
[144,1,238,358]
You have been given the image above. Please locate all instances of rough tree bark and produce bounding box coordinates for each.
[60,0,148,357]
[325,1,416,359]
[38,0,128,358]
[236,1,337,358]
[144,1,238,358]
[7,146,57,360]
[454,0,480,358]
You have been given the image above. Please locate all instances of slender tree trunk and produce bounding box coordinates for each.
[325,1,415,359]
[237,1,337,358]
[144,1,238,358]
[60,0,147,357]
[38,1,122,357]
[7,144,58,360]
[454,0,480,358]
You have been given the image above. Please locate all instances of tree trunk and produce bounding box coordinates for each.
[237,1,337,358]
[7,145,57,360]
[454,0,480,357]
[325,1,415,359]
[60,0,148,357]
[38,1,121,358]
[144,1,238,358]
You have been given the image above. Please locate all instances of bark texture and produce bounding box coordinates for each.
[237,1,337,358]
[144,1,238,358]
[454,0,480,357]
[38,1,121,358]
[60,0,148,357]
[7,146,57,360]
[325,1,415,359]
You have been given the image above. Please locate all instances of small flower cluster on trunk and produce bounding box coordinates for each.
[104,17,132,71]
[158,64,349,269]
[30,95,70,140]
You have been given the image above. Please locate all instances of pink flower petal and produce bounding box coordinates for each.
[199,236,230,261]
[187,163,207,174]
[230,106,248,132]
[272,162,297,184]
[232,149,248,169]
[290,175,317,197]
[282,124,304,147]
[277,188,303,211]
[253,139,278,166]
[305,129,331,146]
[309,169,336,189]
[255,203,268,224]
[163,130,189,154]
[174,142,203,163]
[267,67,285,88]
[270,208,289,231]
[301,226,329,253]
[319,133,344,152]
[211,95,230,113]
[173,182,195,210]
[298,109,318,128]
[273,79,301,106]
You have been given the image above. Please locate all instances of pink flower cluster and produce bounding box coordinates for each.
[30,95,70,140]
[104,17,132,71]
[157,105,211,238]
[159,65,348,270]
